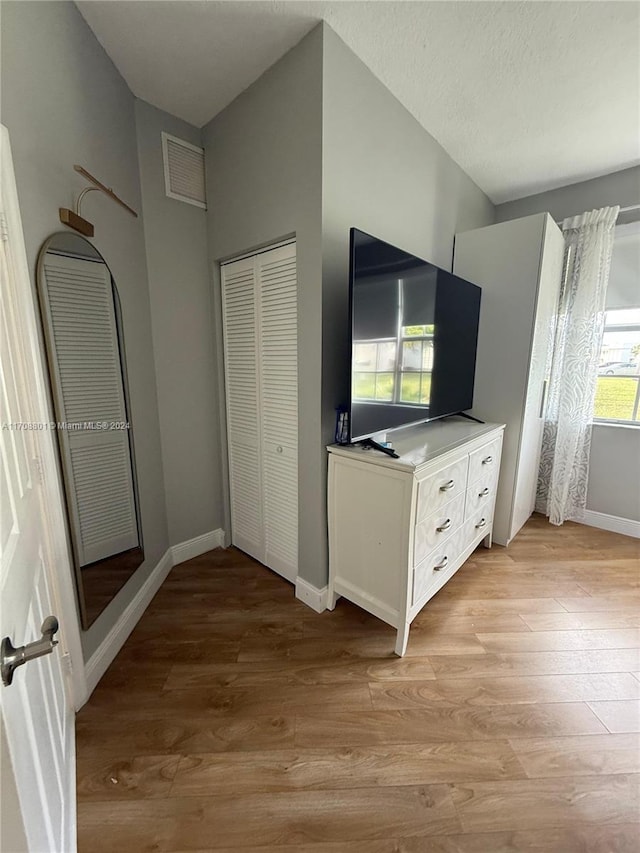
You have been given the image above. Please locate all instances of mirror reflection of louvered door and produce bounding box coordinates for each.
[221,242,298,583]
[39,253,139,566]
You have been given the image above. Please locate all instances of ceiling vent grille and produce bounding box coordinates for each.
[161,132,206,209]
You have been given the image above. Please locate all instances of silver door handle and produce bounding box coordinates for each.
[482,456,493,464]
[439,479,455,492]
[475,518,488,529]
[436,518,452,533]
[1,616,59,687]
[433,556,448,571]
[478,487,490,497]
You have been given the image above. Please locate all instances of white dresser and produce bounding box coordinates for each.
[327,418,504,655]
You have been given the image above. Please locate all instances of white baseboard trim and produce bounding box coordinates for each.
[82,548,173,702]
[82,527,226,704]
[577,510,640,539]
[171,528,225,565]
[295,576,328,613]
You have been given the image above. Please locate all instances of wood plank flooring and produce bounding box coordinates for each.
[76,516,640,852]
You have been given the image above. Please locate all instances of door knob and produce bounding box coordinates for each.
[1,616,59,687]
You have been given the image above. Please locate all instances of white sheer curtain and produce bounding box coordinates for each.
[536,206,619,525]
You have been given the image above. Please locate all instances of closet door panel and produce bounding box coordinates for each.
[258,247,298,448]
[258,244,298,582]
[221,258,264,562]
[262,443,298,581]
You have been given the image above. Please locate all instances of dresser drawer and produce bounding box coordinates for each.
[413,509,494,605]
[416,456,469,523]
[465,475,498,519]
[413,492,466,566]
[412,521,470,604]
[468,436,502,486]
[466,509,493,541]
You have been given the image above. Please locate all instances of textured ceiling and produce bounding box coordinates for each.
[76,1,640,204]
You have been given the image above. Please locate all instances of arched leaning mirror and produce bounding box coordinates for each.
[37,233,143,629]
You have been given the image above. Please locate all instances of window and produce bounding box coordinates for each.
[593,222,640,424]
[594,309,640,422]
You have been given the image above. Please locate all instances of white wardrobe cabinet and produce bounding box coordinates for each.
[453,213,564,546]
[221,242,298,582]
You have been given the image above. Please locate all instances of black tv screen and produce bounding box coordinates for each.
[348,228,481,442]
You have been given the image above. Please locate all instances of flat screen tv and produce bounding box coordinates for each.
[348,228,481,443]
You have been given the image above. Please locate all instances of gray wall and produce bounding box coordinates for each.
[135,100,223,545]
[589,425,640,521]
[607,222,640,310]
[496,168,640,523]
[204,26,324,586]
[496,166,640,224]
[1,1,169,658]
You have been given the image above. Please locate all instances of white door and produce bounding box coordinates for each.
[221,254,263,562]
[221,242,298,583]
[258,245,298,581]
[1,126,82,852]
[511,217,564,540]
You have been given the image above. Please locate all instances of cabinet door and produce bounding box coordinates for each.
[511,217,564,540]
[257,244,298,582]
[221,256,264,563]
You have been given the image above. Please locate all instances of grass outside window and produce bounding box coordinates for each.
[593,376,639,422]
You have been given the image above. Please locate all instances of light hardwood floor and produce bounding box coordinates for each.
[76,516,640,852]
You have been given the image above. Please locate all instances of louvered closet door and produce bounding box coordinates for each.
[257,244,298,582]
[221,242,298,583]
[40,254,138,565]
[221,256,264,563]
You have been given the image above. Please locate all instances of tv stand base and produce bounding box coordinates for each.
[448,411,484,424]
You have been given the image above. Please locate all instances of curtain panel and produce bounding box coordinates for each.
[536,206,619,525]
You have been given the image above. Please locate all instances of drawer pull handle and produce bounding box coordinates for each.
[478,487,490,497]
[482,455,493,464]
[433,556,448,571]
[475,518,487,529]
[440,479,455,492]
[436,519,451,533]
